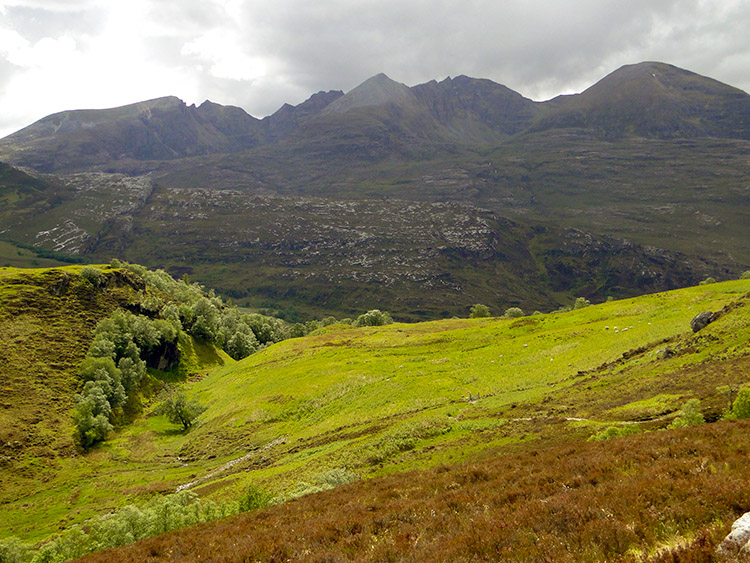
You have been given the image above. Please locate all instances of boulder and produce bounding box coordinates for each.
[717,512,750,558]
[691,311,717,333]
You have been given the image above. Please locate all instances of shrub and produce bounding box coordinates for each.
[469,304,490,319]
[79,266,101,286]
[315,468,358,488]
[698,277,717,285]
[0,536,28,563]
[291,469,359,498]
[588,424,641,441]
[730,388,750,419]
[668,398,705,429]
[573,297,591,309]
[504,307,524,318]
[22,491,236,561]
[741,270,750,279]
[238,485,274,512]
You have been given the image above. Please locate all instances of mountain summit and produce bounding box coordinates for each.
[322,73,418,114]
[534,61,750,138]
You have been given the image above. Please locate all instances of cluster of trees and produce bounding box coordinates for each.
[74,309,178,447]
[116,262,286,361]
[115,263,394,356]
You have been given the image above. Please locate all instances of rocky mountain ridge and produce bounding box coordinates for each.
[3,61,748,174]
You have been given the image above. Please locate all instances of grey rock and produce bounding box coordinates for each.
[691,311,717,333]
[717,512,750,558]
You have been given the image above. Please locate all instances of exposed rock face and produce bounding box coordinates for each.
[691,311,718,332]
[47,272,71,296]
[717,512,750,558]
[143,339,180,371]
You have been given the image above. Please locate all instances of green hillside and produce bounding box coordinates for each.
[0,265,232,544]
[1,268,749,560]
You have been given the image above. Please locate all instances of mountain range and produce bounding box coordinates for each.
[0,61,748,319]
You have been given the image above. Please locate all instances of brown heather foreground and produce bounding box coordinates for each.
[80,420,750,563]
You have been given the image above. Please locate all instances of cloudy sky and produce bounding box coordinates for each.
[0,0,749,138]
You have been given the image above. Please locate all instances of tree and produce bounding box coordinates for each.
[504,307,524,318]
[190,297,222,342]
[79,356,126,409]
[469,304,490,318]
[741,271,750,280]
[155,389,206,430]
[353,309,394,327]
[573,297,591,309]
[80,266,102,286]
[225,331,258,360]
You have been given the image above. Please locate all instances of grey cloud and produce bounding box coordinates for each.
[1,0,749,136]
[3,4,105,43]
[209,0,746,115]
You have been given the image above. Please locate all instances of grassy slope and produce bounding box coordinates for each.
[2,277,748,550]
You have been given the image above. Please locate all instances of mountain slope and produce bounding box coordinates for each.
[0,174,731,320]
[411,74,541,141]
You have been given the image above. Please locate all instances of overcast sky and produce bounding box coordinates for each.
[0,0,749,138]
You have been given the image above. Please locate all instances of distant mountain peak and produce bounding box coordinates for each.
[322,73,417,114]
